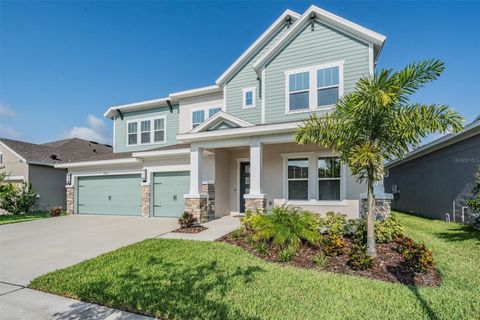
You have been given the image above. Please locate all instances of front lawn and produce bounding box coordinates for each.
[0,211,51,225]
[30,212,480,319]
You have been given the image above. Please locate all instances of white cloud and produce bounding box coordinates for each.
[0,127,22,139]
[64,115,110,144]
[0,103,17,117]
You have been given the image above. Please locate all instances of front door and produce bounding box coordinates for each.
[239,162,250,213]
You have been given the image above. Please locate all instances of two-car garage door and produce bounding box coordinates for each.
[77,171,190,217]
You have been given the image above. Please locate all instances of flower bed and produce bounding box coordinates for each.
[173,226,207,234]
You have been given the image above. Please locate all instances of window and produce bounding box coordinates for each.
[209,107,222,118]
[288,71,310,111]
[154,118,165,142]
[128,122,138,145]
[140,120,151,144]
[318,157,341,200]
[287,158,309,200]
[317,66,339,107]
[192,110,205,128]
[242,87,256,108]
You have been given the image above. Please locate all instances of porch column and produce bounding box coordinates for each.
[185,146,208,222]
[245,140,267,212]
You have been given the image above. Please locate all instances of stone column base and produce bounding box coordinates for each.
[185,196,208,223]
[361,199,391,221]
[141,185,151,217]
[66,186,74,215]
[202,183,215,220]
[244,196,267,213]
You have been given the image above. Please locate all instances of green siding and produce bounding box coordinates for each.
[225,24,289,124]
[114,105,179,153]
[153,171,190,217]
[77,175,141,215]
[264,21,369,123]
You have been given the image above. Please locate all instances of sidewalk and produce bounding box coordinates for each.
[159,214,241,241]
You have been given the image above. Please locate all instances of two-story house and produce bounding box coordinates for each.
[56,6,386,222]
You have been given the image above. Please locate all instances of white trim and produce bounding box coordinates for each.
[4,175,25,181]
[55,158,142,169]
[261,68,266,123]
[104,97,170,119]
[132,148,190,158]
[190,111,254,133]
[242,87,256,109]
[169,85,221,99]
[284,61,344,114]
[253,5,386,73]
[284,199,349,207]
[0,141,27,163]
[223,84,227,112]
[126,115,167,147]
[177,121,300,143]
[368,43,374,76]
[72,170,142,178]
[215,9,301,86]
[113,115,116,152]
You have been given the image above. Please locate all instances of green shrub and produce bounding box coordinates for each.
[178,211,197,229]
[254,242,269,255]
[0,182,38,215]
[348,244,374,270]
[50,207,62,217]
[250,206,322,249]
[278,246,296,262]
[323,212,348,236]
[246,234,257,246]
[375,216,405,243]
[322,234,346,256]
[396,236,434,272]
[230,228,242,240]
[241,209,264,231]
[312,252,328,269]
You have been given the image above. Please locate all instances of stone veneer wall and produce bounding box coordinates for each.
[245,197,267,213]
[361,199,391,221]
[141,185,151,217]
[202,183,215,220]
[185,197,209,222]
[66,186,74,215]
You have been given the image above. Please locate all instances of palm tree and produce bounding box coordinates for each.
[295,59,463,257]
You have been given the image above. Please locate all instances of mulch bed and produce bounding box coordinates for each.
[218,232,441,287]
[172,226,208,234]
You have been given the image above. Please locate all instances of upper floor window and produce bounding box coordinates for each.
[191,107,222,129]
[209,107,222,118]
[127,116,166,146]
[242,87,256,108]
[288,72,310,111]
[285,61,343,113]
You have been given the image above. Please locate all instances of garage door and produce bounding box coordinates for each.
[77,174,141,216]
[153,171,190,217]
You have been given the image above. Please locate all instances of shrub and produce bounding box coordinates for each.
[0,182,38,215]
[178,211,197,229]
[50,207,62,217]
[250,206,322,249]
[395,235,416,254]
[395,235,434,272]
[246,234,257,246]
[254,242,269,255]
[241,209,264,231]
[278,246,296,262]
[375,216,405,243]
[323,212,348,236]
[230,228,242,240]
[312,252,328,269]
[322,234,346,256]
[348,244,374,270]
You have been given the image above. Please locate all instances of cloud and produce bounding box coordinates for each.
[0,127,22,139]
[64,115,110,144]
[0,103,17,117]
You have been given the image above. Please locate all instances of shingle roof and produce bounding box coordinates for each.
[0,137,113,165]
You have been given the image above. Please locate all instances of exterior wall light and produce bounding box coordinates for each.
[66,173,72,186]
[141,169,147,183]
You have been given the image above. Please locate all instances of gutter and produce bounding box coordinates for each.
[55,158,142,169]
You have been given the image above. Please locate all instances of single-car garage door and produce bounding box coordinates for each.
[77,174,141,216]
[153,171,190,217]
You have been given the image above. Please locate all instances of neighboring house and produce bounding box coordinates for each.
[57,5,387,221]
[384,117,480,222]
[0,138,112,211]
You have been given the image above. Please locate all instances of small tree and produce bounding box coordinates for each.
[0,182,38,215]
[296,59,463,257]
[466,165,480,229]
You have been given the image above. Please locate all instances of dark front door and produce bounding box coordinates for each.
[239,162,250,213]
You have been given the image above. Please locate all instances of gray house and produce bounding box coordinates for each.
[384,117,480,222]
[0,138,112,211]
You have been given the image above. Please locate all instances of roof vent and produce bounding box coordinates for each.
[50,154,58,160]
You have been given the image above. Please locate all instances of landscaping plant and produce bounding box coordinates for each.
[348,243,374,270]
[312,252,328,269]
[178,211,197,229]
[466,165,480,229]
[50,207,62,217]
[395,235,434,272]
[296,59,463,256]
[0,182,38,215]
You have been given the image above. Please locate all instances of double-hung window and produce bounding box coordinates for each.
[288,72,310,111]
[127,116,166,146]
[192,110,205,128]
[209,107,222,117]
[318,157,341,200]
[153,118,165,142]
[287,158,309,200]
[317,66,339,107]
[127,122,138,145]
[140,120,151,144]
[242,87,255,108]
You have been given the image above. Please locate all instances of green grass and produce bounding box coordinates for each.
[30,212,480,320]
[0,211,52,225]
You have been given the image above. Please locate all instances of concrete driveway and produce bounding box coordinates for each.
[0,214,178,286]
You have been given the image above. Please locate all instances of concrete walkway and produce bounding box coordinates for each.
[159,214,241,241]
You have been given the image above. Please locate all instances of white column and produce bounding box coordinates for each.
[188,146,204,196]
[249,140,264,196]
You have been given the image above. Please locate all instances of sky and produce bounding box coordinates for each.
[1,1,479,145]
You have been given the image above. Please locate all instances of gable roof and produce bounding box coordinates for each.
[0,137,113,166]
[253,5,386,73]
[215,9,301,86]
[189,111,254,133]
